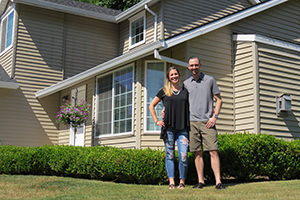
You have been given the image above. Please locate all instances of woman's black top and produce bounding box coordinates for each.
[156,87,189,139]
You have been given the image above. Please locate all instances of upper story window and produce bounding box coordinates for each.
[95,65,134,137]
[129,11,145,49]
[0,9,14,54]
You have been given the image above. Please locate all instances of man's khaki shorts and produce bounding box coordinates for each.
[189,121,218,152]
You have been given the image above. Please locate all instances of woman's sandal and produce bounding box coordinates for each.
[169,184,175,189]
[177,183,185,189]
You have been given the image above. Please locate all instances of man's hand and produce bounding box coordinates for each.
[206,117,216,129]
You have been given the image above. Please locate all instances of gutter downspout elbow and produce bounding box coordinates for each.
[145,4,157,41]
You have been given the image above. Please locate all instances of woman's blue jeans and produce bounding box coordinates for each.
[164,128,189,180]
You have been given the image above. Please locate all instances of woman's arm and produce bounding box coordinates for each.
[149,96,165,127]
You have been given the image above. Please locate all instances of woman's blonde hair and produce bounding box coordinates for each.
[163,66,180,96]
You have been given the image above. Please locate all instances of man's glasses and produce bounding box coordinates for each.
[189,64,199,67]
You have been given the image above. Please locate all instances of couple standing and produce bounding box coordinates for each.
[149,56,225,190]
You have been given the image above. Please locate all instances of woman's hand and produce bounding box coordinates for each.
[156,120,165,127]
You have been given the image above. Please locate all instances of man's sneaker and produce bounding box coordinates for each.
[215,183,226,190]
[193,182,205,189]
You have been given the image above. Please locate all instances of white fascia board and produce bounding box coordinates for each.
[165,0,288,49]
[0,81,19,89]
[115,0,159,22]
[233,34,300,52]
[12,0,116,22]
[35,40,165,98]
[248,0,261,5]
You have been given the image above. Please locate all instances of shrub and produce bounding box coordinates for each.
[0,133,299,184]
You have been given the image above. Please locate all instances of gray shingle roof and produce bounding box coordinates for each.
[43,0,122,16]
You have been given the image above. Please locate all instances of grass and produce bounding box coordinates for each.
[0,175,299,200]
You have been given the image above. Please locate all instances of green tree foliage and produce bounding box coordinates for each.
[76,0,142,11]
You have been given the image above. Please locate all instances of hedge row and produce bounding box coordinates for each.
[0,133,299,184]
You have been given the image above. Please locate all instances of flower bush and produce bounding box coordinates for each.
[56,100,91,128]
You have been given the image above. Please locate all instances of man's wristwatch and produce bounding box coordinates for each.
[213,114,218,119]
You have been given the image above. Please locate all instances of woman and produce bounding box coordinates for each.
[149,66,190,189]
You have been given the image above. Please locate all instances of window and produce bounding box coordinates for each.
[145,62,165,132]
[0,10,14,53]
[95,65,134,137]
[129,11,145,48]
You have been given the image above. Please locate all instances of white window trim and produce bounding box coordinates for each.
[94,63,135,138]
[144,60,166,134]
[0,8,15,56]
[129,11,146,49]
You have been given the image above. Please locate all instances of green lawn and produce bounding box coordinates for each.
[0,175,299,200]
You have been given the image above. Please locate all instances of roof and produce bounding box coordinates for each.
[35,0,289,98]
[11,0,161,22]
[0,67,19,89]
[43,0,121,16]
[12,0,121,22]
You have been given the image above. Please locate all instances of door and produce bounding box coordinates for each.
[69,124,85,146]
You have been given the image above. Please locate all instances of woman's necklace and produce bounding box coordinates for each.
[172,87,181,95]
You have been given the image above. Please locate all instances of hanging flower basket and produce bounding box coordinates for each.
[56,100,91,128]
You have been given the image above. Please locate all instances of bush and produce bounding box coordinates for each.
[0,133,299,184]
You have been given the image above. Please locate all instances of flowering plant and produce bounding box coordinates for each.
[56,100,91,128]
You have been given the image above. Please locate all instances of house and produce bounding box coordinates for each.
[0,0,299,147]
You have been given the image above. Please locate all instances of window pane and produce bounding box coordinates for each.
[131,17,144,45]
[146,62,165,131]
[6,12,14,48]
[1,18,7,52]
[113,67,133,134]
[96,74,113,136]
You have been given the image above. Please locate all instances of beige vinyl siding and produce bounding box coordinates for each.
[187,27,234,133]
[0,48,13,76]
[258,43,300,139]
[58,78,94,146]
[163,0,251,39]
[0,88,53,146]
[63,14,119,79]
[233,42,255,133]
[95,135,137,148]
[9,5,64,144]
[119,2,162,55]
[232,0,300,44]
[134,60,143,148]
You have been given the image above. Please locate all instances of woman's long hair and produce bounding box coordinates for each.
[163,66,180,96]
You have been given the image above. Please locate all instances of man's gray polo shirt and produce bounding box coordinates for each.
[183,72,220,122]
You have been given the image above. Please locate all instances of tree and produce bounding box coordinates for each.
[76,0,142,11]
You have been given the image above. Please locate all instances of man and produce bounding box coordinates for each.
[183,56,225,189]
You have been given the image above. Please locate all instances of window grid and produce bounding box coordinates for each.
[131,17,144,45]
[113,67,133,134]
[96,66,133,137]
[96,74,113,136]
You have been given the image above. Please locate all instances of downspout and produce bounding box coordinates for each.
[144,4,157,41]
[154,49,187,67]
